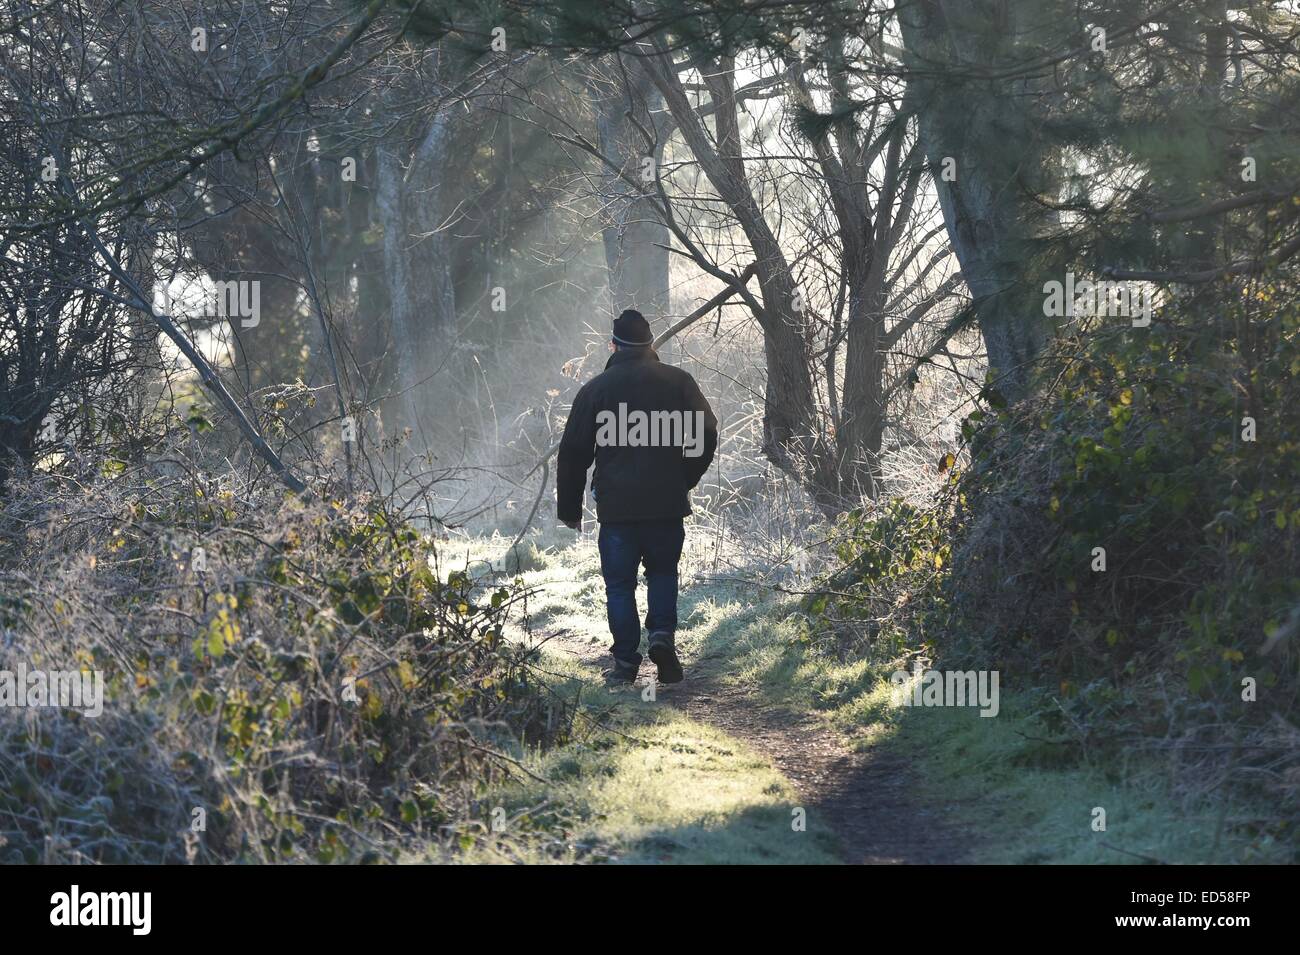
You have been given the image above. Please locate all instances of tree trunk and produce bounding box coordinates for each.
[375,142,421,430]
[594,59,671,325]
[899,0,1052,402]
[643,47,839,509]
[374,73,457,438]
[838,266,887,498]
[407,107,457,354]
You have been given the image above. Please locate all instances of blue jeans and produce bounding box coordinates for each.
[597,519,686,667]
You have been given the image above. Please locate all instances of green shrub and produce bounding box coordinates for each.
[954,286,1299,706]
[809,282,1300,847]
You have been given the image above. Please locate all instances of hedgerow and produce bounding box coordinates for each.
[812,281,1300,847]
[0,461,568,863]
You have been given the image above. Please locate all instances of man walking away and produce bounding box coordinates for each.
[556,309,718,686]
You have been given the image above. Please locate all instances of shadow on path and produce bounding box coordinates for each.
[543,569,972,864]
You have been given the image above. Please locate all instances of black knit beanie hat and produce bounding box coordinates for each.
[612,309,653,347]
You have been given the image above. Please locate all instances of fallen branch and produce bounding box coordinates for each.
[83,228,310,495]
[652,263,758,348]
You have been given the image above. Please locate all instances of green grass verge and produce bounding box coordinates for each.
[726,606,1290,864]
[478,647,839,864]
[464,530,1287,863]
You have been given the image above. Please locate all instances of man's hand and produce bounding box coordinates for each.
[562,518,581,531]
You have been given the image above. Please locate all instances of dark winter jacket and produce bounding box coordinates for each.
[556,348,717,523]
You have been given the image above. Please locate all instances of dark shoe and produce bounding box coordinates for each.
[603,658,639,686]
[647,631,683,684]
